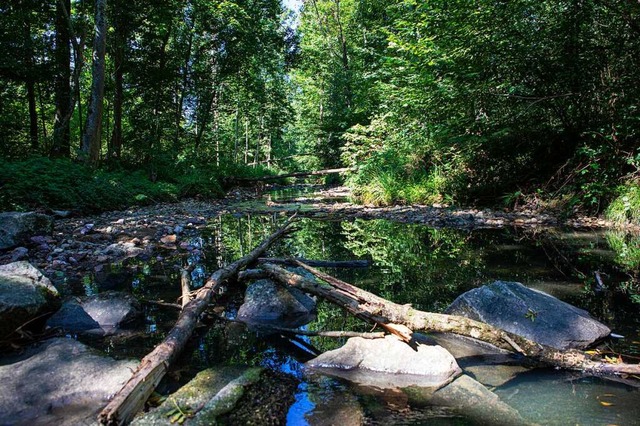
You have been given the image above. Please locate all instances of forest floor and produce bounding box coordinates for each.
[0,184,625,287]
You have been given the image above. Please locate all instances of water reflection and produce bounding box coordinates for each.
[80,209,640,424]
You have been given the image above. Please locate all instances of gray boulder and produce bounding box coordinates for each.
[237,279,316,328]
[0,212,53,250]
[0,338,137,425]
[306,335,461,389]
[46,291,142,336]
[445,281,611,350]
[0,261,60,338]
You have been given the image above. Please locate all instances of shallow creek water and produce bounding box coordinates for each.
[82,188,640,425]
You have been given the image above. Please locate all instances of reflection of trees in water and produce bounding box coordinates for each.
[340,219,484,312]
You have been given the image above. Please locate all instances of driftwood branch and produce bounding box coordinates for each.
[258,257,371,268]
[98,215,297,425]
[262,262,640,377]
[228,319,385,339]
[232,167,357,182]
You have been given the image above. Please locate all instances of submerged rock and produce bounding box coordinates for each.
[445,280,611,350]
[0,212,53,250]
[429,332,529,388]
[405,374,530,425]
[0,261,60,338]
[132,366,263,426]
[0,338,137,425]
[237,279,316,328]
[306,335,461,389]
[46,291,142,336]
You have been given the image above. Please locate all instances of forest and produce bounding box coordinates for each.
[1,0,639,222]
[2,2,640,425]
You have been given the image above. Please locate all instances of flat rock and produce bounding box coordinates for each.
[306,335,461,389]
[0,261,60,338]
[46,291,141,336]
[237,279,316,328]
[445,281,611,350]
[0,212,53,250]
[0,338,137,425]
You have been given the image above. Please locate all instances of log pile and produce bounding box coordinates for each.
[98,215,298,426]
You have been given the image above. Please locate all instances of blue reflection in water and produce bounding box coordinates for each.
[286,382,314,426]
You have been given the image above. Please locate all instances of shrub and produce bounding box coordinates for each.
[606,182,640,227]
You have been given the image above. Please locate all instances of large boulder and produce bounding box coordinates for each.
[306,335,461,389]
[46,291,142,336]
[0,212,53,250]
[445,281,611,350]
[237,279,316,328]
[0,261,60,338]
[0,338,137,425]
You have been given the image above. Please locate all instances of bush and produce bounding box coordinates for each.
[606,182,640,226]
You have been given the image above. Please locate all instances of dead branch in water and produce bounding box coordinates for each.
[98,215,298,426]
[261,262,640,377]
[258,257,371,268]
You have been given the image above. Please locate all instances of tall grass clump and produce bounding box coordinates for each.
[605,181,640,227]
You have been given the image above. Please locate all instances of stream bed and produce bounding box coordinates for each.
[52,187,640,424]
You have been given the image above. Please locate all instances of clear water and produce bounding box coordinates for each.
[84,188,640,425]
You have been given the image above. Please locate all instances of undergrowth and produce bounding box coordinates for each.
[0,157,257,214]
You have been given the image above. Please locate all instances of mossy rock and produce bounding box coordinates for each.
[132,366,263,425]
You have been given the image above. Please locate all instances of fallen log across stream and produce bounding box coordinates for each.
[257,257,371,268]
[231,166,357,182]
[260,262,640,377]
[98,215,298,426]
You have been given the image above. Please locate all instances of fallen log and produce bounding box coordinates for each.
[258,257,371,268]
[229,320,385,339]
[261,263,640,377]
[232,167,356,182]
[98,216,297,426]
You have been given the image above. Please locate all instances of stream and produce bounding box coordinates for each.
[62,186,640,425]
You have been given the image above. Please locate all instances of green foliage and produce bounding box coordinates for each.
[606,182,640,226]
[0,157,226,213]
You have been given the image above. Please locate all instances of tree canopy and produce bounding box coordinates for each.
[1,0,639,215]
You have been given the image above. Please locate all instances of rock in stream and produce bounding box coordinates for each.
[0,337,137,425]
[445,280,611,350]
[0,261,60,338]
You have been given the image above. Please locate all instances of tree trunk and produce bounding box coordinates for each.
[174,16,195,148]
[26,79,38,152]
[109,9,124,160]
[98,215,298,426]
[261,262,640,376]
[52,0,71,157]
[81,0,107,164]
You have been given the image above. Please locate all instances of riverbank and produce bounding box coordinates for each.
[1,184,633,291]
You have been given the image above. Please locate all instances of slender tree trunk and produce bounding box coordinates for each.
[233,105,239,162]
[81,0,107,164]
[254,115,263,168]
[52,0,71,157]
[27,80,38,151]
[244,118,249,164]
[174,16,195,148]
[109,9,124,160]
